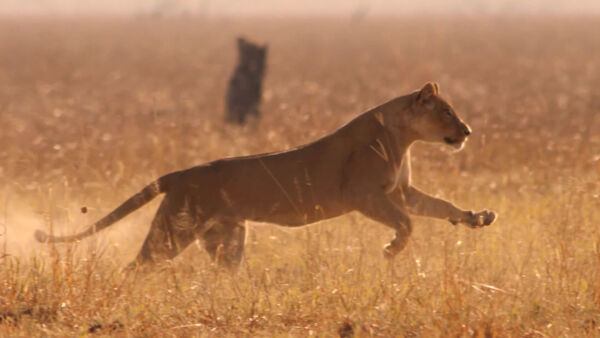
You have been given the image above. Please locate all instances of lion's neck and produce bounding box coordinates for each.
[335,95,419,160]
[372,96,419,151]
[348,108,415,172]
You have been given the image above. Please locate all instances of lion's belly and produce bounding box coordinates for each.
[217,158,347,226]
[217,176,347,226]
[242,197,348,226]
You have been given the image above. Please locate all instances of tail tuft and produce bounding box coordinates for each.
[34,229,49,243]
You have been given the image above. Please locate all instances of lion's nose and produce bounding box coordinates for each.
[463,126,471,136]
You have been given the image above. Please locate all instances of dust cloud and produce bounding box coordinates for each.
[0,190,160,266]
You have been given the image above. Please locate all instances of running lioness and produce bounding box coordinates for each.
[35,82,496,269]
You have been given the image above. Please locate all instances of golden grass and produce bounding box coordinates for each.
[1,15,599,336]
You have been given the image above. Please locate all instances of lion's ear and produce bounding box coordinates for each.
[417,82,439,103]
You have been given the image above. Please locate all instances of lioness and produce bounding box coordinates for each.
[35,82,496,269]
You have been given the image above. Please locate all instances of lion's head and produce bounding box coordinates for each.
[409,82,472,150]
[237,37,267,76]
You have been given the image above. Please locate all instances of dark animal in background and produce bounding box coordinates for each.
[225,37,267,124]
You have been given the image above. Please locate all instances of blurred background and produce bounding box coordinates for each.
[2,0,600,16]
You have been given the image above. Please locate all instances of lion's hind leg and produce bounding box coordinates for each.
[128,194,198,269]
[202,218,246,269]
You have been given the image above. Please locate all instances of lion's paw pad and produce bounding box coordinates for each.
[383,243,399,260]
[472,210,497,227]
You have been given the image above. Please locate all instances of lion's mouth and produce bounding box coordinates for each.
[444,137,466,150]
[444,137,458,145]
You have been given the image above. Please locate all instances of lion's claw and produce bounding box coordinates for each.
[470,210,496,228]
[449,210,497,228]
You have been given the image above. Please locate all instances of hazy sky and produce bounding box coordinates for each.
[1,0,599,16]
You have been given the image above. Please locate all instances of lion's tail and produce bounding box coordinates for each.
[34,173,176,244]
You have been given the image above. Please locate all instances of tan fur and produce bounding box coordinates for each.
[35,82,496,269]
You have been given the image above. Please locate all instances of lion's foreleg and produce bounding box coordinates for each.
[392,186,496,228]
[353,193,413,259]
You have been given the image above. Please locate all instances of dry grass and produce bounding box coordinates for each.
[1,15,599,336]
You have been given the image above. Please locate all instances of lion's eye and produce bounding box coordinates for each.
[445,110,452,117]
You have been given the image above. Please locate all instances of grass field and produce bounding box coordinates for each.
[0,15,599,336]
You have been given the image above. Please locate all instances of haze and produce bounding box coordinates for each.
[2,0,600,16]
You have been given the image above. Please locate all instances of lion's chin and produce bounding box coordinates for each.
[443,137,466,151]
[451,141,465,152]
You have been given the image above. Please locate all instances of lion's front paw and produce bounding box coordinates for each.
[383,243,399,260]
[467,210,497,228]
[34,229,48,243]
[383,243,403,260]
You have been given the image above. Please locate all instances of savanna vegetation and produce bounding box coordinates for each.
[0,16,599,336]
